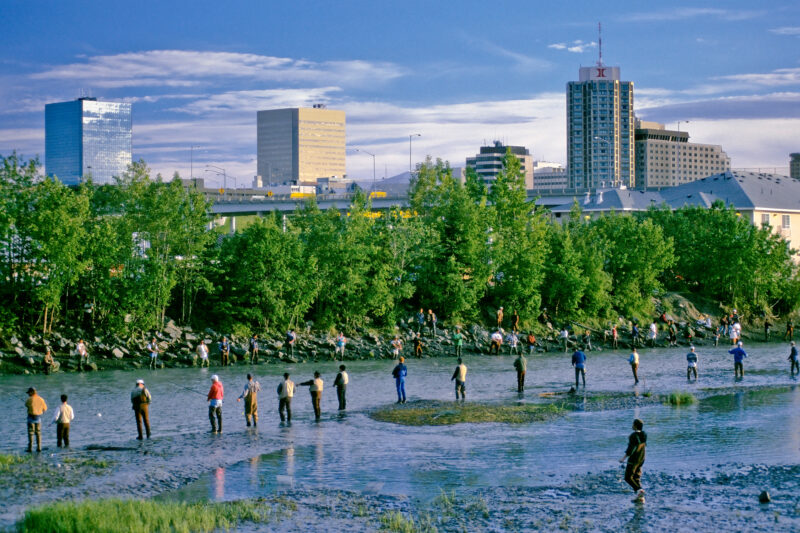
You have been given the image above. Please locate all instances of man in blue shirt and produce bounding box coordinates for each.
[729,341,747,378]
[789,341,799,376]
[392,357,408,403]
[572,349,587,388]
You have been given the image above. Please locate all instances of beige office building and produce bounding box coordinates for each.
[257,106,346,185]
[635,121,730,188]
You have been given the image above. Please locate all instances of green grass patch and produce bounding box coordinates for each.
[0,453,31,471]
[18,497,292,533]
[379,510,437,533]
[370,400,566,426]
[666,391,697,406]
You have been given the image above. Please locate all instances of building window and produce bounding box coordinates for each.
[761,214,770,226]
[782,215,791,229]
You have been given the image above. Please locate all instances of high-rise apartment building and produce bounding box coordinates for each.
[791,153,800,180]
[567,65,635,189]
[465,141,534,189]
[256,105,346,185]
[45,97,132,185]
[635,121,730,188]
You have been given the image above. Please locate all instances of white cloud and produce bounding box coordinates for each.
[172,88,343,115]
[622,8,763,23]
[716,67,800,87]
[467,37,551,69]
[769,27,800,35]
[30,50,406,89]
[548,40,597,53]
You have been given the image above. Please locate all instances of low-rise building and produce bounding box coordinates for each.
[466,141,534,189]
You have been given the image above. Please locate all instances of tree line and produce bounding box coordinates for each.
[2,151,799,339]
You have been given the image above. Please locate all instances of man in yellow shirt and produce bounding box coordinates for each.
[25,387,47,453]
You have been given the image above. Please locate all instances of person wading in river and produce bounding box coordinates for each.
[207,375,224,433]
[514,352,527,393]
[451,357,467,401]
[619,418,647,504]
[25,387,47,453]
[629,347,640,385]
[130,379,151,440]
[334,365,348,411]
[277,373,295,422]
[789,341,799,376]
[237,374,260,427]
[571,348,587,388]
[392,357,408,404]
[52,394,74,448]
[299,371,324,421]
[730,341,748,378]
[686,346,699,380]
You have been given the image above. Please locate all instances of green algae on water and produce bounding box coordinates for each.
[370,400,566,426]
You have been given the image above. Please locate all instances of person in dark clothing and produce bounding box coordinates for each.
[729,342,747,378]
[785,321,794,341]
[631,324,640,347]
[764,319,772,342]
[451,358,467,400]
[392,357,408,403]
[789,342,799,376]
[619,418,647,503]
[513,353,527,392]
[130,379,152,440]
[511,309,520,333]
[571,349,587,388]
[299,371,324,420]
[333,365,348,410]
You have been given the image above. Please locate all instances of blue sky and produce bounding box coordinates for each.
[1,0,799,185]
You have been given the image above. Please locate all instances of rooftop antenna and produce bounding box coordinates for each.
[597,22,603,67]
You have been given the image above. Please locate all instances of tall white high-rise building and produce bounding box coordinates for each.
[567,63,635,189]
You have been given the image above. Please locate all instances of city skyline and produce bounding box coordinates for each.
[0,1,799,186]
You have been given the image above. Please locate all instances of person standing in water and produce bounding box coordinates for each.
[207,375,224,433]
[52,394,74,448]
[299,371,324,421]
[451,358,467,401]
[730,341,747,378]
[131,379,152,440]
[334,365,348,410]
[392,357,408,404]
[513,352,527,393]
[571,349,587,388]
[277,373,294,422]
[619,418,647,504]
[686,346,699,380]
[237,374,260,427]
[629,348,640,385]
[789,341,799,376]
[25,387,47,453]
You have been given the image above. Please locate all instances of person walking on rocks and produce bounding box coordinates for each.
[131,379,151,440]
[391,335,403,359]
[392,357,408,404]
[52,394,74,448]
[219,337,230,367]
[237,374,260,427]
[416,309,425,334]
[572,348,587,388]
[207,375,224,433]
[146,337,160,370]
[335,332,347,359]
[514,352,527,393]
[427,309,437,336]
[197,340,209,368]
[299,371,324,421]
[629,348,640,385]
[611,325,619,349]
[647,322,657,347]
[789,342,799,376]
[249,334,260,364]
[730,341,747,378]
[334,365,348,411]
[452,327,463,357]
[496,307,504,329]
[668,320,678,347]
[451,358,467,400]
[42,347,55,374]
[619,418,647,504]
[686,346,699,380]
[286,329,297,356]
[277,373,295,422]
[25,387,47,452]
[76,339,89,370]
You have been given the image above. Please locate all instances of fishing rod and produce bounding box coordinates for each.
[165,380,206,397]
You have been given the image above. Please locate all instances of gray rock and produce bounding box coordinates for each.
[10,336,20,346]
[112,348,125,359]
[184,332,198,342]
[14,346,25,356]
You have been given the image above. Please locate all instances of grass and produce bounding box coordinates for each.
[666,391,697,406]
[0,453,32,471]
[370,400,567,426]
[18,498,292,533]
[379,510,437,533]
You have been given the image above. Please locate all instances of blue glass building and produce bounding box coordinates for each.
[45,98,132,185]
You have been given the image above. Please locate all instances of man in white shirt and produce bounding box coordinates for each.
[277,373,295,422]
[53,394,75,448]
[490,330,503,355]
[299,371,324,421]
[196,340,209,368]
[76,339,89,370]
[334,365,349,411]
[391,336,403,358]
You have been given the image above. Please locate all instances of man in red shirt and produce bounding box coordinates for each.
[207,375,224,434]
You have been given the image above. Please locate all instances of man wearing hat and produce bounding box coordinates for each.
[729,341,747,378]
[25,387,47,452]
[130,379,152,440]
[207,375,224,433]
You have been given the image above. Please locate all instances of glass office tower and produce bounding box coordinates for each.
[45,98,132,185]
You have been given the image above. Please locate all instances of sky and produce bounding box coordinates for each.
[0,0,799,186]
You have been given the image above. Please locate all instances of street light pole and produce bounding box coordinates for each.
[409,133,421,174]
[354,148,376,188]
[205,164,227,198]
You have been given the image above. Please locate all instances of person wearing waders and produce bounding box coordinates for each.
[392,357,408,403]
[789,342,799,376]
[285,329,296,356]
[249,334,260,364]
[686,346,699,380]
[131,379,151,440]
[237,374,260,427]
[25,387,47,453]
[219,337,230,366]
[416,309,425,334]
[729,341,747,378]
[572,349,587,388]
[334,365,348,410]
[451,358,467,401]
[299,372,324,421]
[207,375,224,433]
[629,348,640,385]
[277,373,294,422]
[619,418,647,504]
[514,352,527,393]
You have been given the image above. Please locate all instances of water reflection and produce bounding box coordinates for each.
[213,467,225,500]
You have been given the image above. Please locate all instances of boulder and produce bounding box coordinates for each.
[184,332,198,342]
[111,348,125,359]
